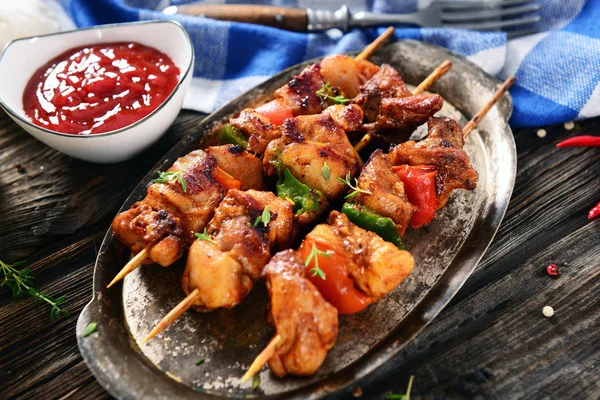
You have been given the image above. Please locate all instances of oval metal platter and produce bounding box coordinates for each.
[77,39,516,400]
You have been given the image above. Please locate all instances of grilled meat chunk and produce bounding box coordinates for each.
[206,145,267,190]
[352,149,415,236]
[229,110,280,156]
[353,64,443,142]
[388,116,479,208]
[263,250,338,378]
[264,104,363,200]
[112,204,185,266]
[112,150,228,266]
[353,64,412,121]
[307,212,414,302]
[144,150,227,242]
[320,54,379,99]
[275,63,325,116]
[363,94,444,140]
[182,190,294,311]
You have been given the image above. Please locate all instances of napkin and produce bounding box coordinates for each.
[47,0,597,128]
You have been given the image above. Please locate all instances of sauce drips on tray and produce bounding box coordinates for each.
[22,42,180,135]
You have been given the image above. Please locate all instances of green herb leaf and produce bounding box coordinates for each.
[195,359,205,366]
[252,374,260,390]
[385,375,414,400]
[194,228,216,244]
[153,170,187,193]
[304,243,331,280]
[83,322,98,337]
[337,172,372,199]
[1,259,69,320]
[262,206,271,226]
[316,82,349,106]
[322,162,330,182]
[253,206,270,227]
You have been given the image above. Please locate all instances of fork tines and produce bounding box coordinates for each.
[440,0,541,36]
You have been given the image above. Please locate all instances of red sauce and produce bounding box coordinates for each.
[22,42,180,135]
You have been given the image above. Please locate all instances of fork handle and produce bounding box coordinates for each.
[174,4,308,32]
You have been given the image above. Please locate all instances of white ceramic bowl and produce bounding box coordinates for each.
[0,20,194,163]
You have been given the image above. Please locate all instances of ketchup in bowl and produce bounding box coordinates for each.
[22,42,180,135]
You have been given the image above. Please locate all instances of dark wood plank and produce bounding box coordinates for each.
[0,109,599,400]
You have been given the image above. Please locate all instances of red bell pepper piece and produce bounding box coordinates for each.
[556,135,600,148]
[255,99,293,126]
[300,238,372,315]
[393,165,439,229]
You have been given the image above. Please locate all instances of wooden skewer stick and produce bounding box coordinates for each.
[143,288,201,343]
[413,59,453,95]
[355,27,395,61]
[462,76,516,139]
[353,59,453,153]
[241,334,283,382]
[107,247,149,288]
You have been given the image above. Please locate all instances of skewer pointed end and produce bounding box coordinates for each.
[241,334,283,383]
[107,247,150,288]
[142,288,201,343]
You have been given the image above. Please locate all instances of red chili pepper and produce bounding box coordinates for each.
[556,135,600,148]
[589,201,600,220]
[546,263,559,276]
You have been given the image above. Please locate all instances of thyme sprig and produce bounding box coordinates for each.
[304,243,331,280]
[250,206,271,228]
[195,228,216,244]
[316,82,349,106]
[337,172,372,199]
[153,170,187,193]
[0,259,69,321]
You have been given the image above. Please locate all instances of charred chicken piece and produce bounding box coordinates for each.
[182,190,294,311]
[206,144,267,190]
[353,64,444,142]
[144,150,228,241]
[388,116,479,208]
[262,250,338,378]
[112,150,228,266]
[112,204,185,266]
[352,149,415,237]
[309,211,414,302]
[264,104,363,200]
[275,63,326,116]
[353,64,412,121]
[229,109,280,156]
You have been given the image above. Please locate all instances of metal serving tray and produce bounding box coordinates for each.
[77,39,516,399]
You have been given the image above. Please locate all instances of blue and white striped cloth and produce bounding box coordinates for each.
[46,0,598,128]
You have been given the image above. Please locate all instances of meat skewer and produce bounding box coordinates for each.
[242,76,515,381]
[107,29,397,289]
[353,59,452,152]
[141,69,471,342]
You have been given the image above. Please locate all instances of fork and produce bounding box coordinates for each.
[348,0,541,36]
[164,0,541,37]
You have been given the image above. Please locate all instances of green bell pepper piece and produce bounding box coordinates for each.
[218,124,248,148]
[341,202,405,249]
[277,168,325,215]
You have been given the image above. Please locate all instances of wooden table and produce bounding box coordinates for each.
[0,109,598,400]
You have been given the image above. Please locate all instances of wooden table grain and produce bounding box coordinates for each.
[0,109,598,400]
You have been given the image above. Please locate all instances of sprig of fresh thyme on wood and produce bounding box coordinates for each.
[0,259,69,320]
